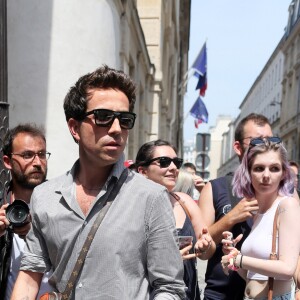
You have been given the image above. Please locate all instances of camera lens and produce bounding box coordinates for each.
[6,199,30,227]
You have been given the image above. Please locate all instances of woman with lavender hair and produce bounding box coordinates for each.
[220,137,300,300]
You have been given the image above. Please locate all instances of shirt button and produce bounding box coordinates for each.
[78,282,83,288]
[83,221,87,226]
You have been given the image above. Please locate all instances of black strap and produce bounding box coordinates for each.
[0,187,13,299]
[61,168,129,300]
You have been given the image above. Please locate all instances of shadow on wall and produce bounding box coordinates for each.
[7,0,52,128]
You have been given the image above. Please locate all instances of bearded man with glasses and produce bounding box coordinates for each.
[11,65,186,300]
[0,123,52,300]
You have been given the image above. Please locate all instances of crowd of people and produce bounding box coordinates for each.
[0,65,299,300]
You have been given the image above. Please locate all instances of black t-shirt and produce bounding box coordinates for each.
[203,175,252,300]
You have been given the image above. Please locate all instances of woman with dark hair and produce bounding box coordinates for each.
[134,139,215,300]
[221,137,300,300]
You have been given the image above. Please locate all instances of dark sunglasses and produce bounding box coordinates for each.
[249,136,282,146]
[84,109,136,129]
[144,156,183,169]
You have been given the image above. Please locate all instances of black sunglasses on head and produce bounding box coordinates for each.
[84,109,136,129]
[143,156,183,169]
[249,136,282,146]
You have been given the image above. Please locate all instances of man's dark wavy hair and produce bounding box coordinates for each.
[63,65,136,122]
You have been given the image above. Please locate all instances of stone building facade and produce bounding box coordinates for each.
[218,41,285,176]
[280,0,300,162]
[2,0,190,178]
[218,0,300,176]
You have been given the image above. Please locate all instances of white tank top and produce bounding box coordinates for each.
[241,198,286,281]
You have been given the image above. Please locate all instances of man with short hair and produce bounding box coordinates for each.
[198,113,272,300]
[11,65,185,300]
[0,123,52,300]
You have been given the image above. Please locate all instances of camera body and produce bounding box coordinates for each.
[6,199,30,228]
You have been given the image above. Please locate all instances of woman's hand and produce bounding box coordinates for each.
[221,248,240,275]
[180,243,195,260]
[194,227,213,257]
[221,231,243,254]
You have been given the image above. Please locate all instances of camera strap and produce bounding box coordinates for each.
[61,168,129,300]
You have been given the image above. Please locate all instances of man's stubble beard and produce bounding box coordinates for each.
[11,167,47,190]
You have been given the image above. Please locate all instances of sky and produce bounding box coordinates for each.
[184,0,292,143]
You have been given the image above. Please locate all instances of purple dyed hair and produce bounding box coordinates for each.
[232,141,294,198]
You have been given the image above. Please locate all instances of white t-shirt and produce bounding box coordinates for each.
[4,233,53,300]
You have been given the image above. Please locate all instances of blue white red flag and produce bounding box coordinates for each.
[189,96,208,128]
[192,42,207,97]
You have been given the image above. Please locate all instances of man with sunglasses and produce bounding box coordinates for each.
[198,113,273,300]
[11,66,185,300]
[0,123,52,300]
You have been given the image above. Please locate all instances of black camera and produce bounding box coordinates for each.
[6,199,30,227]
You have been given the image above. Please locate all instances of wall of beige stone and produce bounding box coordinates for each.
[7,0,190,177]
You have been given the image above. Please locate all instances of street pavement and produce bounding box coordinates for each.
[197,258,207,299]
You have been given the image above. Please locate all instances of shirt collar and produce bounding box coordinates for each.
[68,153,126,188]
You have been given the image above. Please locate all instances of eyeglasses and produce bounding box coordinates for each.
[249,137,282,146]
[84,109,136,130]
[144,156,183,169]
[11,151,51,162]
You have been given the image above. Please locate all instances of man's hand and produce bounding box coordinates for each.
[0,203,9,237]
[203,194,258,244]
[0,203,31,238]
[225,197,258,225]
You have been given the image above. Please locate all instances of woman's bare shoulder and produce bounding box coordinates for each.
[174,191,195,203]
[280,195,299,207]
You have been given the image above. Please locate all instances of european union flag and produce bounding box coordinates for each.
[189,97,208,127]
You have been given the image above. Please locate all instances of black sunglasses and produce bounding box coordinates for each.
[144,156,183,169]
[250,136,282,146]
[84,109,136,129]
